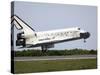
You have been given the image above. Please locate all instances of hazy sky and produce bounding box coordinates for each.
[13,1,97,50]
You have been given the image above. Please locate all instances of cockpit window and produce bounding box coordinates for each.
[78,28,80,30]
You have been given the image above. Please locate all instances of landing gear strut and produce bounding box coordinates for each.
[84,39,86,43]
[41,45,48,52]
[41,44,54,52]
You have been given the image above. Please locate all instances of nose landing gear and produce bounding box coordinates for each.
[80,32,90,43]
[84,39,86,43]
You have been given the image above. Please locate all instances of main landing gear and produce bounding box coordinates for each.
[41,45,48,52]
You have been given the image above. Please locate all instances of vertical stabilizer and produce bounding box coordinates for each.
[11,15,35,35]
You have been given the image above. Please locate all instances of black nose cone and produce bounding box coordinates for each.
[86,32,90,39]
[80,32,90,39]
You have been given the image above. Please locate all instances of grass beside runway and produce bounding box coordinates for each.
[14,59,97,74]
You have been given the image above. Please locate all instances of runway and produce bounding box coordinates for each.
[14,55,97,61]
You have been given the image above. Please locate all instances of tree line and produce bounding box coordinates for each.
[14,49,97,57]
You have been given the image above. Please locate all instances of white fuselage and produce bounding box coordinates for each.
[26,27,81,45]
[11,15,90,51]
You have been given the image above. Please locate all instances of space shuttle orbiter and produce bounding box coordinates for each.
[11,15,90,52]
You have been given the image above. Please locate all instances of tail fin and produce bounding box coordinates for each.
[11,15,35,34]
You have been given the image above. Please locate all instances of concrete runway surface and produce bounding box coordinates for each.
[14,55,97,61]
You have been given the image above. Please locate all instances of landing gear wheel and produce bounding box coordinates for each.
[41,46,48,53]
[84,39,86,43]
